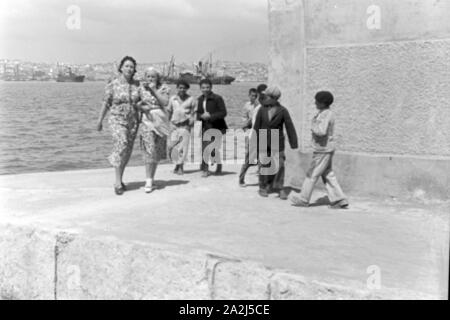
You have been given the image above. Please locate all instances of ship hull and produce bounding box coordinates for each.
[163,75,235,85]
[56,75,85,82]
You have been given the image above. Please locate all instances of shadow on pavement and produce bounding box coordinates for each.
[125,180,189,191]
[309,195,331,207]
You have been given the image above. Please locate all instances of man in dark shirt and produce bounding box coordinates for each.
[197,78,228,177]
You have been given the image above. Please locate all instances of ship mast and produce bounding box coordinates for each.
[168,55,175,78]
[209,53,213,75]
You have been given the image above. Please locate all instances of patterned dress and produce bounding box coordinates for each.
[103,78,141,168]
[139,85,171,164]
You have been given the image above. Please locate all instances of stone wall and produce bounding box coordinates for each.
[268,0,450,199]
[0,224,438,300]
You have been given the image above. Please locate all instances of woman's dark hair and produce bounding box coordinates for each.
[176,79,190,89]
[118,56,137,77]
[315,91,334,107]
[199,78,213,87]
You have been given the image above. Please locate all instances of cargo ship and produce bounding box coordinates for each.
[162,54,235,85]
[56,67,85,82]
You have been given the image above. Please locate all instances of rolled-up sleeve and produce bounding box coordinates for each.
[311,112,330,137]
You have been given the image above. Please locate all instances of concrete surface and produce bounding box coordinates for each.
[0,163,448,299]
[268,0,450,198]
[303,0,450,46]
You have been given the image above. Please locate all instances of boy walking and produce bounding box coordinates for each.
[239,84,267,186]
[239,88,259,187]
[291,91,349,209]
[167,79,197,175]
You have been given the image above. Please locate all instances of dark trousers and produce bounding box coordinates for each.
[258,151,285,192]
[201,134,223,171]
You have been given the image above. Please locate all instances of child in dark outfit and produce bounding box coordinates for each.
[252,86,298,199]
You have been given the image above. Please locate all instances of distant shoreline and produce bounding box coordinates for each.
[0,80,266,84]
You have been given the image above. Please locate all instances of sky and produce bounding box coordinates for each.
[0,0,269,64]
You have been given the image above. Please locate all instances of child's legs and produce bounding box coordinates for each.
[239,147,252,182]
[271,151,286,191]
[213,135,223,165]
[321,154,347,204]
[201,137,210,170]
[258,165,269,190]
[299,152,330,203]
[169,128,182,164]
[177,127,191,165]
[258,152,275,191]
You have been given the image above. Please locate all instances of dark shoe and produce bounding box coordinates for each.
[329,200,349,209]
[177,164,184,175]
[279,189,288,200]
[201,170,210,178]
[173,165,180,174]
[239,179,246,187]
[121,182,127,191]
[215,164,222,175]
[258,188,269,197]
[114,184,124,195]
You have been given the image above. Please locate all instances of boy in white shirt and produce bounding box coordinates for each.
[239,84,267,186]
[167,79,197,175]
[291,91,349,209]
[239,88,259,186]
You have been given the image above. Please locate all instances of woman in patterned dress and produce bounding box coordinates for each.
[96,56,141,195]
[138,67,171,193]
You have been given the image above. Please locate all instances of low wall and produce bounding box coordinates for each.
[286,152,450,200]
[0,224,437,300]
[268,0,450,199]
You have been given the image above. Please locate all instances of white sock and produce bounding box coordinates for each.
[146,179,153,186]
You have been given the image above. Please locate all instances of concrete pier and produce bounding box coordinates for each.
[0,164,448,299]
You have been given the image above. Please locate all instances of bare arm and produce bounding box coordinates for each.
[189,98,198,126]
[97,102,109,121]
[166,97,174,120]
[97,82,113,131]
